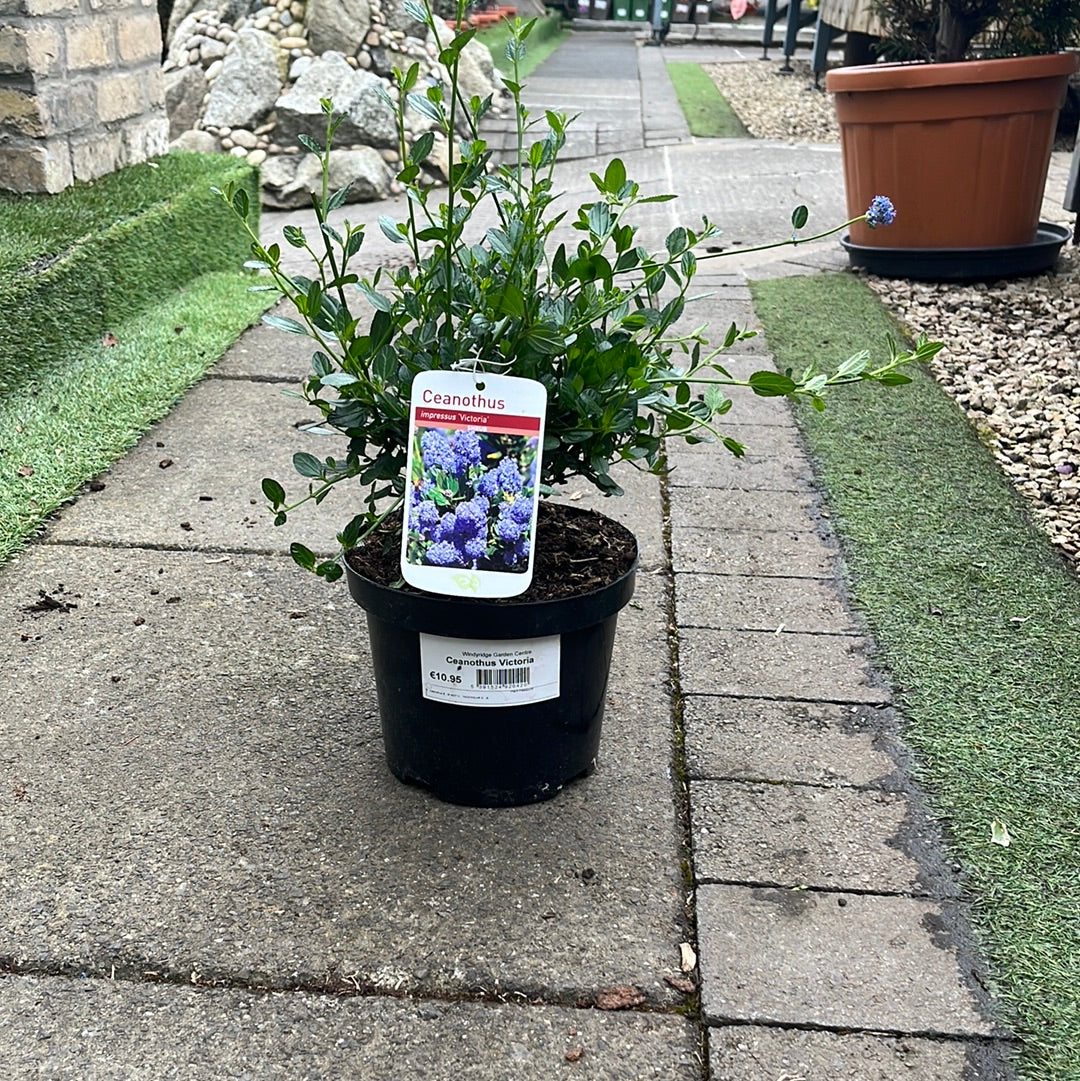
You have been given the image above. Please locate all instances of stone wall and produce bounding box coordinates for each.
[162,0,505,207]
[0,0,169,193]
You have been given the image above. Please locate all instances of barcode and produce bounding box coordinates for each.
[475,667,531,688]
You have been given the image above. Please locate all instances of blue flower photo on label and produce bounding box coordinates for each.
[406,427,539,573]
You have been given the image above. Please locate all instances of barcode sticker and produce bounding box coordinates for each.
[418,634,560,707]
[475,666,532,688]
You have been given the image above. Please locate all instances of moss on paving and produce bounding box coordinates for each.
[750,271,1080,1081]
[667,62,749,138]
[0,271,272,563]
[0,152,258,394]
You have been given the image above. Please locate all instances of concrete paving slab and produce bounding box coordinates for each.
[744,258,849,281]
[678,628,890,703]
[683,696,895,787]
[41,377,344,556]
[676,353,778,382]
[691,780,925,893]
[661,141,846,251]
[666,423,813,492]
[0,546,684,1003]
[709,1024,1007,1081]
[669,526,837,577]
[683,386,802,428]
[674,572,856,633]
[210,295,378,383]
[680,300,764,343]
[0,973,700,1080]
[209,317,312,382]
[697,885,995,1035]
[668,487,821,532]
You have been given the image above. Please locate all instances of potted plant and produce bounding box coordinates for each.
[826,0,1080,276]
[218,0,933,806]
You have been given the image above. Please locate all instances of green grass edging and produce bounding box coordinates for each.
[666,62,749,138]
[0,153,259,394]
[750,272,1080,1081]
[477,13,569,77]
[0,270,273,563]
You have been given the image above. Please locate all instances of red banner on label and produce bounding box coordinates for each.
[415,407,541,436]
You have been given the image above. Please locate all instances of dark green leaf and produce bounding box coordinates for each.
[357,282,392,311]
[263,314,309,335]
[790,204,809,230]
[290,543,317,571]
[665,226,688,258]
[410,130,435,164]
[283,225,306,248]
[261,477,285,506]
[326,185,351,213]
[379,216,408,244]
[316,560,343,581]
[748,371,798,397]
[604,158,626,193]
[293,452,324,478]
[297,133,323,156]
[587,201,612,238]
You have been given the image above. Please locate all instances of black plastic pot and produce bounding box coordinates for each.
[344,522,637,807]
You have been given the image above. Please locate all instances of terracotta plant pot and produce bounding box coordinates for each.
[827,54,1079,250]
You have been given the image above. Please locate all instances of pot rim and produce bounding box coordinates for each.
[826,51,1079,93]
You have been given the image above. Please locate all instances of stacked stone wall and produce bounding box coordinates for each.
[0,0,169,193]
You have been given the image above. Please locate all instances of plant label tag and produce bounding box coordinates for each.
[418,633,560,707]
[401,370,547,598]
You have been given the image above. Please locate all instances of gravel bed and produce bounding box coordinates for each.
[707,59,1080,569]
[705,60,839,142]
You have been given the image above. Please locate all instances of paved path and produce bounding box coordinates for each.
[0,29,1040,1080]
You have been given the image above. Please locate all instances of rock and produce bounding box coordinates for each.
[170,128,219,154]
[383,0,427,37]
[455,34,500,108]
[165,11,202,68]
[166,0,207,45]
[164,65,207,141]
[202,28,282,130]
[205,59,224,80]
[200,37,228,63]
[367,40,422,78]
[305,0,373,55]
[275,51,397,148]
[259,146,392,208]
[279,35,309,49]
[289,55,315,80]
[248,148,268,165]
[230,128,259,148]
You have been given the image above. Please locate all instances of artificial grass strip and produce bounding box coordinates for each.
[0,152,258,393]
[666,62,749,138]
[0,271,273,564]
[750,271,1080,1081]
